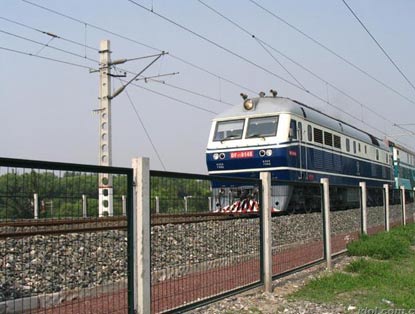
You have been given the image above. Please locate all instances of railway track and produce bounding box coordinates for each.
[0,212,257,238]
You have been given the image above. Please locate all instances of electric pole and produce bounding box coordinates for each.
[98,39,113,217]
[94,40,173,217]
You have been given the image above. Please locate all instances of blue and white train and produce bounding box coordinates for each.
[206,92,393,212]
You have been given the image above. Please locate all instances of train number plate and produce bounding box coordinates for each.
[230,150,254,159]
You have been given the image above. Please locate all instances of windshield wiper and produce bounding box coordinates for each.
[220,134,239,143]
[246,134,266,140]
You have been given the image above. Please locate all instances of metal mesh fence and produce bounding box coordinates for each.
[0,158,133,314]
[405,190,415,224]
[330,186,361,255]
[150,171,261,313]
[367,187,385,235]
[271,181,324,277]
[389,189,403,228]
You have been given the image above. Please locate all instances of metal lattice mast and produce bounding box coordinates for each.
[98,39,113,217]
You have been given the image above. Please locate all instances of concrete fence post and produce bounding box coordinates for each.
[82,195,87,218]
[359,182,367,235]
[132,157,151,314]
[155,196,160,214]
[321,178,331,271]
[401,186,406,226]
[208,197,212,212]
[33,193,39,219]
[383,184,390,232]
[122,195,126,216]
[260,172,272,293]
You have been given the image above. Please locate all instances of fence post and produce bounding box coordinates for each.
[321,178,331,271]
[82,195,87,218]
[208,196,212,212]
[122,195,126,216]
[132,157,151,314]
[260,172,272,293]
[33,193,39,219]
[383,184,390,232]
[359,182,367,235]
[155,196,160,214]
[401,186,406,226]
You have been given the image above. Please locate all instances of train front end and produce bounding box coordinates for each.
[206,95,295,212]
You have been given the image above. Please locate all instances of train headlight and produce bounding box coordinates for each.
[266,149,272,156]
[259,150,266,157]
[213,153,219,160]
[219,153,226,159]
[243,99,254,110]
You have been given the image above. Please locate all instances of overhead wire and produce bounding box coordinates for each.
[247,0,415,106]
[114,67,167,170]
[1,16,234,108]
[21,0,257,95]
[125,0,391,138]
[0,46,95,70]
[341,0,415,93]
[196,0,411,143]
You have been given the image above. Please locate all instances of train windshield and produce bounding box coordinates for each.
[214,119,244,141]
[246,116,278,138]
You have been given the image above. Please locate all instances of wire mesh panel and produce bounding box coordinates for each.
[389,189,403,228]
[367,187,385,235]
[0,158,133,314]
[330,186,361,255]
[271,181,324,277]
[150,171,261,313]
[404,190,415,224]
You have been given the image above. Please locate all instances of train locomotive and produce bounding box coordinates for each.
[206,91,395,213]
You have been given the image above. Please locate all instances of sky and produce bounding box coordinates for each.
[1,0,415,174]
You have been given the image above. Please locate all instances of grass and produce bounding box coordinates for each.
[291,224,415,309]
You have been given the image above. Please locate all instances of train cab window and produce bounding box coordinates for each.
[298,122,303,140]
[324,132,333,146]
[346,138,350,152]
[333,135,341,149]
[289,119,297,140]
[307,125,312,141]
[314,128,323,144]
[246,116,278,138]
[353,141,357,154]
[213,119,244,141]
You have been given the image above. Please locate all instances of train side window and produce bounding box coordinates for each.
[289,119,297,140]
[365,145,367,154]
[333,135,341,149]
[324,131,333,146]
[314,128,323,144]
[346,138,350,152]
[298,122,303,140]
[307,125,312,141]
[376,149,379,161]
[353,141,356,154]
[358,143,361,153]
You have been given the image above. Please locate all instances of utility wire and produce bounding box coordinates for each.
[0,29,98,64]
[0,16,98,52]
[0,46,95,70]
[21,0,259,96]
[2,16,234,107]
[127,0,311,94]
[247,0,415,106]
[126,0,391,138]
[341,0,415,93]
[198,0,306,90]
[193,2,402,131]
[114,67,167,170]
